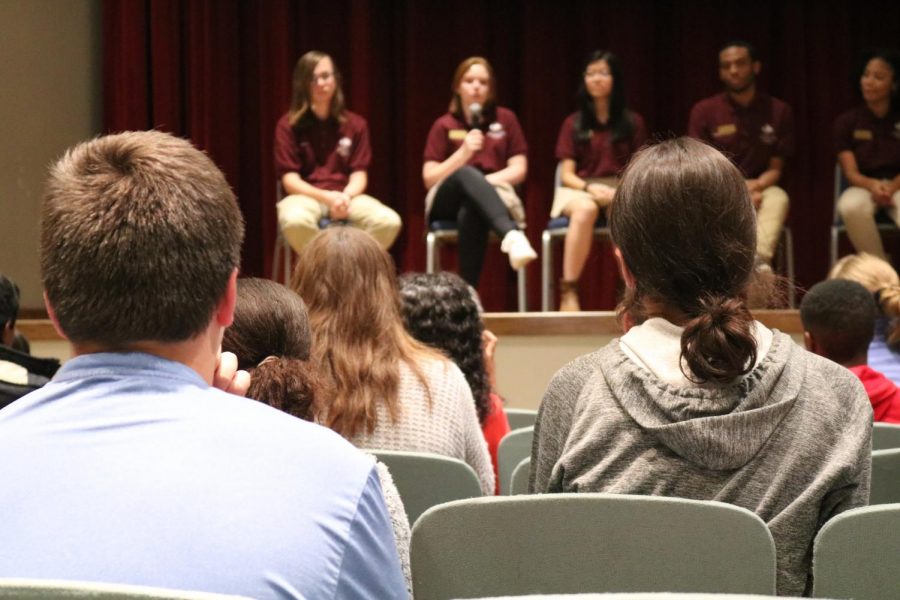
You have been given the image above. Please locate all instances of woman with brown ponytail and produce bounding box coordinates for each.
[531,138,872,597]
[829,252,900,386]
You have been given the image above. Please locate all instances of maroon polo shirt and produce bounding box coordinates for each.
[834,105,900,180]
[423,106,528,174]
[555,111,648,178]
[274,110,372,191]
[688,92,794,179]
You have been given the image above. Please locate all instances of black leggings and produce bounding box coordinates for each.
[428,166,519,286]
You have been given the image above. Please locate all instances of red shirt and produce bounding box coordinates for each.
[423,106,528,175]
[849,365,900,424]
[555,111,648,178]
[274,110,372,191]
[688,92,794,178]
[834,105,900,180]
[481,392,511,495]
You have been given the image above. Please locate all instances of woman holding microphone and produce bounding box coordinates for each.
[422,56,536,288]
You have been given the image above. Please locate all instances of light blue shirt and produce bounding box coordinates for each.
[869,318,900,387]
[0,352,406,599]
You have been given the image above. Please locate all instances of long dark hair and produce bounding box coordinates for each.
[398,272,492,424]
[611,137,758,384]
[854,47,900,114]
[288,50,347,127]
[574,50,634,143]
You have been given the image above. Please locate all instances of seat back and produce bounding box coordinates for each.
[372,450,483,526]
[870,448,900,505]
[496,427,533,495]
[411,494,776,599]
[0,579,250,599]
[509,457,530,495]
[504,408,538,431]
[812,504,900,599]
[872,422,900,450]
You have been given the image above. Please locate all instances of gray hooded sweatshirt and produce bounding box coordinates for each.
[530,331,872,596]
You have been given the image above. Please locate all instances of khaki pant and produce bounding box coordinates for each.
[277,193,401,252]
[836,185,900,260]
[550,177,618,218]
[755,185,789,263]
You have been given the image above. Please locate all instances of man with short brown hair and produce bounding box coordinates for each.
[0,131,406,599]
[688,41,794,267]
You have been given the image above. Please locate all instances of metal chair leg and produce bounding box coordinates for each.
[426,232,438,274]
[541,230,552,312]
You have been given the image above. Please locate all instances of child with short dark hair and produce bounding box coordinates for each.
[801,278,900,423]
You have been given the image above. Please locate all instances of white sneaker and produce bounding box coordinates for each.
[500,230,537,270]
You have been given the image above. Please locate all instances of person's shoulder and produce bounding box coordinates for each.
[495,106,521,122]
[206,387,372,459]
[275,111,292,129]
[835,105,864,127]
[788,339,871,416]
[547,342,617,397]
[627,109,646,127]
[343,110,368,127]
[430,112,457,128]
[690,93,723,112]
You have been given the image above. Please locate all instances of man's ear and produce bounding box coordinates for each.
[613,245,636,290]
[752,61,761,76]
[803,330,816,353]
[215,269,239,328]
[43,291,69,341]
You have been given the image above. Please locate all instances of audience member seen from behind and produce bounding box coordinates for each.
[399,272,511,492]
[221,277,412,595]
[422,56,537,289]
[0,273,59,408]
[0,131,406,599]
[530,137,871,596]
[292,228,495,494]
[552,50,648,311]
[829,252,900,386]
[274,50,401,253]
[801,279,900,424]
[834,48,900,259]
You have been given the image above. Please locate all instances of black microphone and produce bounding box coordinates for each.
[468,102,483,129]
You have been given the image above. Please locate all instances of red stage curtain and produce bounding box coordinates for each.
[103,0,900,311]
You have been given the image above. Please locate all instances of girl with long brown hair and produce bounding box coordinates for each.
[291,228,494,495]
[531,137,871,596]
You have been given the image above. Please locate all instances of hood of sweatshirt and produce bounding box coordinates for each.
[600,332,800,470]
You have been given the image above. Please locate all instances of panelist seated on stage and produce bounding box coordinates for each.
[422,56,537,289]
[688,40,794,268]
[834,47,900,260]
[552,50,647,312]
[274,50,401,253]
[0,131,406,599]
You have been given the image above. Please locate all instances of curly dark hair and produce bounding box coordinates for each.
[398,272,492,424]
[222,277,323,421]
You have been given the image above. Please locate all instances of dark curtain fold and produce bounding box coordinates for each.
[103,0,900,311]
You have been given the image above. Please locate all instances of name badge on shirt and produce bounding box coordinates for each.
[713,123,737,137]
[487,121,506,140]
[336,137,352,158]
[759,123,777,145]
[448,129,467,141]
[854,129,873,141]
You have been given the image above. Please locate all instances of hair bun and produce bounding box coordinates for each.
[680,295,757,384]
